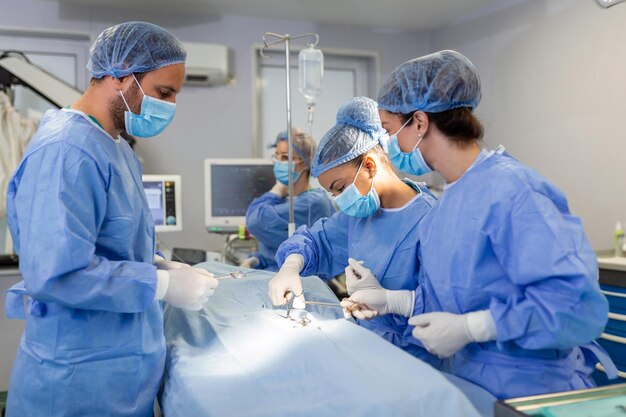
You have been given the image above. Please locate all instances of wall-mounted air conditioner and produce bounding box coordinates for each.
[597,0,626,7]
[183,42,233,86]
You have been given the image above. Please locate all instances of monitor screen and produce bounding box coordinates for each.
[142,175,183,233]
[204,159,274,233]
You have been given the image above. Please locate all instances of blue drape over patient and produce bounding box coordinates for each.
[160,262,493,417]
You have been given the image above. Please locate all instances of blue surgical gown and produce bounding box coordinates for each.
[4,109,163,417]
[276,180,443,367]
[246,188,335,271]
[415,149,608,399]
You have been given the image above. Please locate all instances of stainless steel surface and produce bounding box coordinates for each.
[260,32,320,237]
[304,300,343,308]
[215,270,246,279]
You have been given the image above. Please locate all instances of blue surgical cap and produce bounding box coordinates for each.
[377,50,481,114]
[270,129,316,170]
[311,96,388,178]
[88,21,186,79]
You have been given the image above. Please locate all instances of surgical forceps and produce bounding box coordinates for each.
[283,291,343,317]
[214,270,246,279]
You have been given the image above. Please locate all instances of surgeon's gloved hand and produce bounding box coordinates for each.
[154,254,191,271]
[240,256,260,269]
[340,289,414,319]
[268,254,305,307]
[345,258,383,295]
[158,268,219,311]
[269,182,289,198]
[409,310,497,358]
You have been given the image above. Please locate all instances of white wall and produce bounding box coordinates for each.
[1,0,432,253]
[430,0,626,250]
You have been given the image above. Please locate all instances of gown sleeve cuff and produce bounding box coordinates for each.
[466,309,497,343]
[155,270,170,300]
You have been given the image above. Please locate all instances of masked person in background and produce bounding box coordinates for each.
[342,50,612,399]
[4,21,218,416]
[267,97,442,367]
[242,129,335,271]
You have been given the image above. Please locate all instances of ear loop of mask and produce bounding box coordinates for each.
[411,119,425,152]
[394,114,427,153]
[352,156,376,196]
[413,133,424,151]
[393,117,412,138]
[118,74,145,113]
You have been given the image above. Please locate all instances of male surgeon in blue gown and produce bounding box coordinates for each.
[4,22,218,416]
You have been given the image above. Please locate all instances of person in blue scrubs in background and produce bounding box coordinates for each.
[242,129,335,271]
[268,97,441,365]
[4,22,218,416]
[342,50,611,399]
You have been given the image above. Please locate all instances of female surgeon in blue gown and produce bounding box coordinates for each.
[242,129,335,271]
[267,96,441,366]
[342,50,612,399]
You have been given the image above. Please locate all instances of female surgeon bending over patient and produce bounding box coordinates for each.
[268,96,442,367]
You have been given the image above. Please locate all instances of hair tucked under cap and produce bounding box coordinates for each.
[271,128,316,170]
[377,50,481,114]
[87,21,186,79]
[311,96,388,178]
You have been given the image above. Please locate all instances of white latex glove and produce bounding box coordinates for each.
[340,289,414,319]
[345,258,383,295]
[269,182,289,198]
[162,268,219,311]
[240,256,260,269]
[268,254,305,307]
[409,310,497,358]
[154,255,191,271]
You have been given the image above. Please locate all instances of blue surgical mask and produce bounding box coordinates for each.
[387,118,432,176]
[333,161,380,218]
[119,74,176,138]
[273,161,300,186]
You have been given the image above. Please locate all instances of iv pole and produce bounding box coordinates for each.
[260,32,320,237]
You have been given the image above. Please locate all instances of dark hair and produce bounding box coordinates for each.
[350,144,391,169]
[90,71,147,85]
[400,107,483,144]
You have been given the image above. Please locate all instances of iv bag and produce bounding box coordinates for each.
[298,44,323,102]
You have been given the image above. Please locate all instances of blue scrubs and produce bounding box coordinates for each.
[416,148,608,399]
[246,188,335,271]
[5,109,163,417]
[276,180,442,366]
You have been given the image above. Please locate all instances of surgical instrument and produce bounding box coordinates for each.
[282,291,345,318]
[303,300,344,309]
[214,270,246,279]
